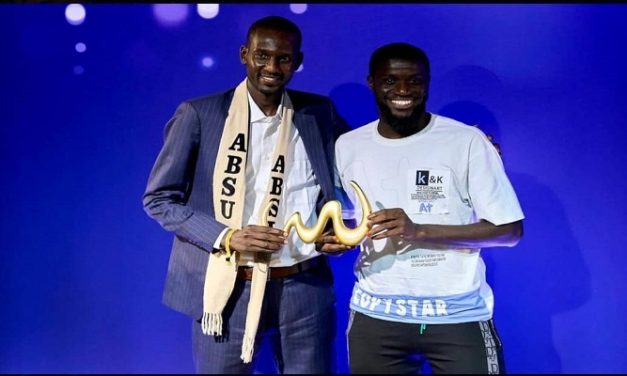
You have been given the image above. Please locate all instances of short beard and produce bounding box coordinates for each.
[377,100,427,137]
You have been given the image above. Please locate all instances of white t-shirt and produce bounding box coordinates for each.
[334,113,525,324]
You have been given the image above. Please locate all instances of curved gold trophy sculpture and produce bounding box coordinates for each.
[263,180,372,246]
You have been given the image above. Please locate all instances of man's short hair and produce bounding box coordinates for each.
[369,42,430,78]
[247,16,302,50]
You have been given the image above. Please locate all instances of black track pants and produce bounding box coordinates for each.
[347,311,506,374]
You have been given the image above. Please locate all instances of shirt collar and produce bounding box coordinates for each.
[247,90,284,123]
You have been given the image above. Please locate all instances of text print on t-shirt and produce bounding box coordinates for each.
[407,168,451,214]
[411,253,447,268]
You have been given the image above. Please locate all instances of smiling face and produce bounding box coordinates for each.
[368,58,430,137]
[240,27,302,107]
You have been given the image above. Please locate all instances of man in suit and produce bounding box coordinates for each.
[143,16,351,374]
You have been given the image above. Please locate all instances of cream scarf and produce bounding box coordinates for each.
[203,78,294,363]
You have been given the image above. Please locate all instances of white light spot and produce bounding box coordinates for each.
[65,4,86,26]
[289,4,308,14]
[296,63,304,73]
[152,4,189,27]
[201,56,215,68]
[197,4,219,19]
[75,42,87,53]
[73,65,85,75]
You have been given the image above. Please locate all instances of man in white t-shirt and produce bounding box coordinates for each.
[335,42,524,374]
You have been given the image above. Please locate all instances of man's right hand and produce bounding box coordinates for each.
[227,225,287,253]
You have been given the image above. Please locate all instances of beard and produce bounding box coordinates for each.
[376,99,427,137]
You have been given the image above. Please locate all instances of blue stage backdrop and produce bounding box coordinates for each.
[1,4,626,373]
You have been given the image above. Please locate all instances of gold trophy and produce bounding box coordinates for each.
[264,180,372,246]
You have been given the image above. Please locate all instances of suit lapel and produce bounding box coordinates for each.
[293,111,331,199]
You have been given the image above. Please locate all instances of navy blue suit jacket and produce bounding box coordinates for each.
[143,87,349,318]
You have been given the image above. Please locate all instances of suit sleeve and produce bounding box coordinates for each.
[142,101,226,253]
[333,135,356,221]
[330,100,354,210]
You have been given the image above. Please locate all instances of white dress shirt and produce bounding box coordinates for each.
[214,90,321,267]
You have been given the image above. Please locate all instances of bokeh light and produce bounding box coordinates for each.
[152,4,190,27]
[201,56,215,68]
[75,42,87,53]
[197,4,220,19]
[65,4,86,26]
[289,4,308,14]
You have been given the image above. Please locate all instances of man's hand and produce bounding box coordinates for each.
[227,225,287,253]
[485,134,501,156]
[368,208,418,240]
[472,125,501,156]
[315,231,354,257]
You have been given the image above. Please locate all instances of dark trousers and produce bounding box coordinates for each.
[192,259,336,374]
[348,311,506,374]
